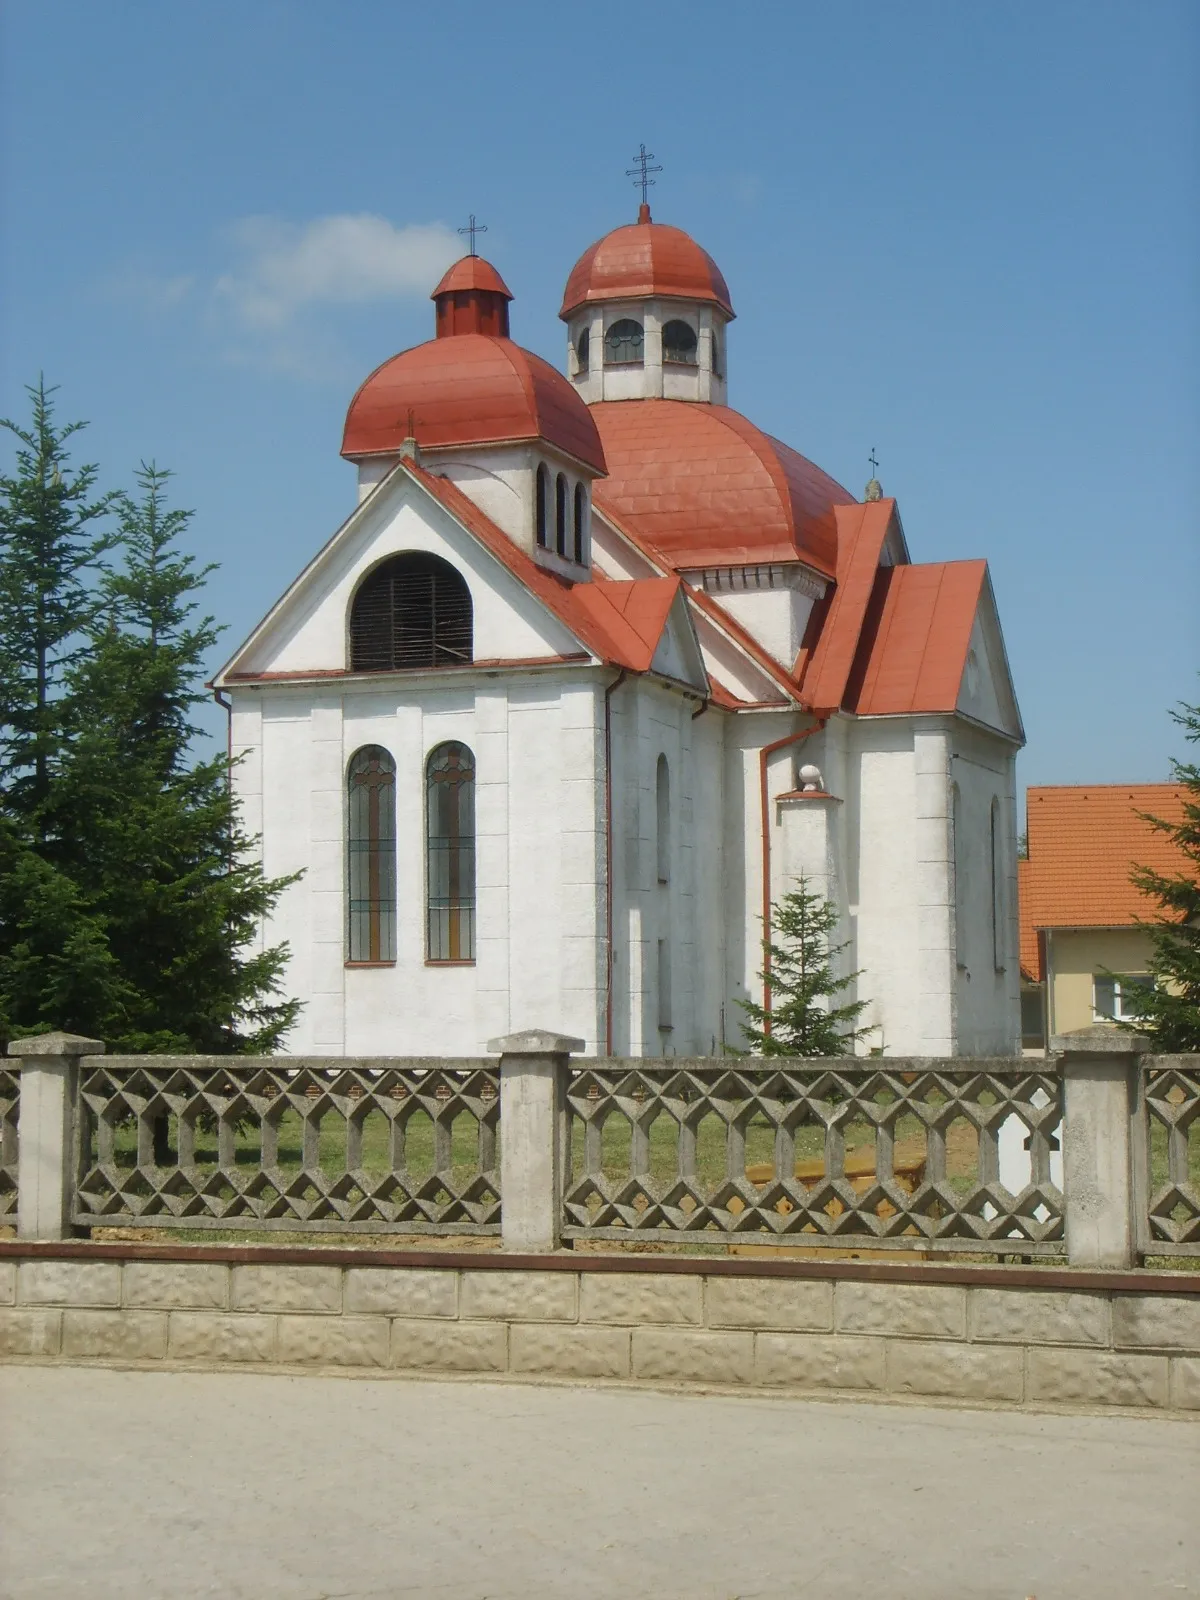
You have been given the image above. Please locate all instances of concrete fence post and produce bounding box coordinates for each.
[488,1028,583,1253]
[1053,1025,1148,1269]
[9,1031,105,1241]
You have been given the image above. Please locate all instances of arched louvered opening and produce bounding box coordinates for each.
[347,746,396,963]
[662,319,697,364]
[536,464,549,548]
[573,483,586,564]
[604,318,643,365]
[427,741,476,962]
[349,552,472,672]
[555,473,568,557]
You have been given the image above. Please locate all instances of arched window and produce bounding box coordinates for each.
[604,318,643,365]
[711,327,724,379]
[656,754,670,884]
[347,746,396,963]
[349,552,471,672]
[990,797,1004,971]
[573,483,587,564]
[555,473,568,557]
[426,742,476,962]
[536,464,549,548]
[952,781,965,969]
[662,320,697,365]
[575,328,590,374]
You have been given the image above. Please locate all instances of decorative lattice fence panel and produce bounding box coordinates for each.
[1140,1057,1200,1256]
[0,1066,18,1221]
[72,1057,500,1234]
[563,1059,1064,1254]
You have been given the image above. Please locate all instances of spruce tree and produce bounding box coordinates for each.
[738,876,874,1056]
[1121,697,1200,1051]
[57,464,301,1053]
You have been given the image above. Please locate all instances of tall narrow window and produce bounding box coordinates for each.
[573,483,586,564]
[575,328,590,374]
[604,318,643,364]
[711,327,724,378]
[990,797,1004,971]
[656,754,670,884]
[349,552,471,671]
[347,746,396,963]
[536,464,549,548]
[657,938,673,1032]
[952,782,965,970]
[426,742,476,962]
[555,473,568,557]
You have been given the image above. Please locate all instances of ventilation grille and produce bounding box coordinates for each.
[350,554,473,672]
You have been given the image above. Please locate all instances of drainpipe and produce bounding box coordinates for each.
[757,715,828,1032]
[212,687,232,768]
[603,669,628,1054]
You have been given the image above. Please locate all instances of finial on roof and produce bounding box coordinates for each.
[398,408,421,464]
[457,214,487,256]
[864,447,882,502]
[626,142,662,217]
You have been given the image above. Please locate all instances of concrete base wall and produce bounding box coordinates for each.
[2,1246,1197,1417]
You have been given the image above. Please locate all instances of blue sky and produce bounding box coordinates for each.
[2,1,1197,796]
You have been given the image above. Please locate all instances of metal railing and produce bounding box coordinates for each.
[563,1058,1065,1254]
[70,1056,500,1235]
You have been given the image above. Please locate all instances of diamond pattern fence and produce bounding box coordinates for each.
[563,1058,1065,1253]
[71,1057,500,1234]
[1139,1057,1200,1256]
[0,1066,18,1222]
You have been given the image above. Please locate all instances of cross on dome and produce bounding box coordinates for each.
[625,143,662,223]
[457,214,487,256]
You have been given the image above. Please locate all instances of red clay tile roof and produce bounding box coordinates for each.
[589,400,850,575]
[844,560,987,716]
[1019,785,1190,980]
[342,335,606,474]
[560,217,734,319]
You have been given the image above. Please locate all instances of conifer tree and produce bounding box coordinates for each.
[1121,697,1200,1051]
[739,876,874,1056]
[57,464,300,1053]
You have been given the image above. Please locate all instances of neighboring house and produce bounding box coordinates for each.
[1018,784,1188,1047]
[214,204,1025,1058]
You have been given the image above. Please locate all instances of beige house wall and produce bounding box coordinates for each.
[1046,927,1155,1035]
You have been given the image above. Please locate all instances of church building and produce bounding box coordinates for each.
[214,201,1024,1058]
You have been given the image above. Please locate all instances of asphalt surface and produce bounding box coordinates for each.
[1,1366,1197,1599]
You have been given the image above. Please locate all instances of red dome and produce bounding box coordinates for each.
[560,214,734,320]
[431,256,513,299]
[590,400,851,575]
[342,334,606,474]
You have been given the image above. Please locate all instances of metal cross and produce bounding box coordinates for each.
[868,448,879,477]
[458,214,487,255]
[626,144,662,206]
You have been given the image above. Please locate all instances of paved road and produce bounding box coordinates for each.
[1,1366,1197,1599]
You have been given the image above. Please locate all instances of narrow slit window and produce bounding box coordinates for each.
[657,938,673,1031]
[426,741,476,962]
[573,483,586,564]
[349,552,471,671]
[555,473,568,558]
[656,754,670,884]
[990,797,1004,971]
[575,328,590,374]
[536,464,549,548]
[347,746,396,963]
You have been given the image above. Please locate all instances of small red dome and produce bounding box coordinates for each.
[560,213,734,321]
[342,334,606,474]
[432,256,513,300]
[590,400,851,575]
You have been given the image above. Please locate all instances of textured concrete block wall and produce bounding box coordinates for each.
[2,1256,1198,1416]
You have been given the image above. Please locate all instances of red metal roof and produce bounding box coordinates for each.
[431,255,513,300]
[560,216,735,320]
[589,400,850,575]
[342,335,606,474]
[844,560,987,716]
[1019,785,1190,980]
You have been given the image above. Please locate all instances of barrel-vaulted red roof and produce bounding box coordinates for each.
[589,399,850,575]
[560,216,734,319]
[341,334,606,474]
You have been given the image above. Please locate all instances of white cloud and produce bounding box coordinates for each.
[213,213,461,329]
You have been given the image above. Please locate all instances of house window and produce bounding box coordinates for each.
[575,328,589,374]
[536,464,549,548]
[555,473,568,558]
[349,552,471,672]
[347,746,396,963]
[1093,974,1153,1023]
[427,741,476,962]
[604,318,643,365]
[656,754,670,884]
[662,319,697,364]
[574,483,587,564]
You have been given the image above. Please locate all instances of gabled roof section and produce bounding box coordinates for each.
[1019,784,1190,979]
[796,499,896,711]
[571,576,682,675]
[845,560,987,716]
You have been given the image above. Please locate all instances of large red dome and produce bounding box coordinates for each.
[341,334,606,474]
[590,400,851,575]
[560,215,734,320]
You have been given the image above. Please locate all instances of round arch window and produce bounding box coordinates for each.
[662,320,697,365]
[604,318,644,365]
[575,328,590,374]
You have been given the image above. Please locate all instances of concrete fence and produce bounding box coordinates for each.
[4,1026,1198,1271]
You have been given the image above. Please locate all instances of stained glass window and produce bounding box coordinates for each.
[347,746,396,962]
[426,741,476,962]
